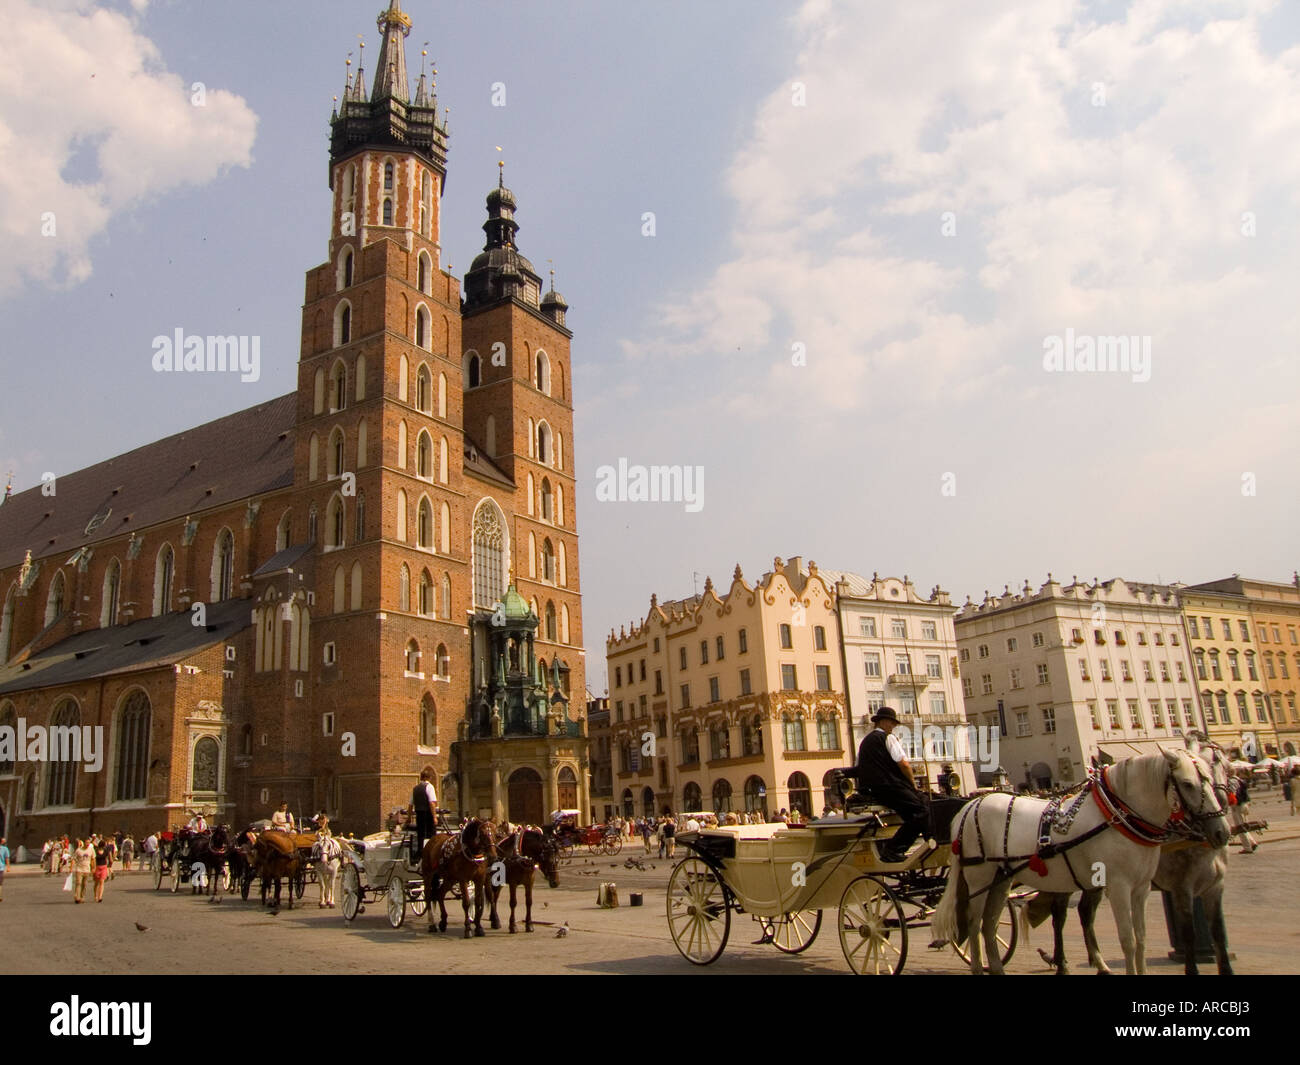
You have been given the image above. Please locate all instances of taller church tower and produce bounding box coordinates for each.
[248,1,587,826]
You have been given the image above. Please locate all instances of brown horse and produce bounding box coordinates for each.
[489,825,560,933]
[420,818,497,938]
[186,824,232,897]
[253,831,304,910]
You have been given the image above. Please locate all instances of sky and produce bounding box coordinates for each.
[1,0,1297,695]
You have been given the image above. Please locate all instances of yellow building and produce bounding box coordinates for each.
[1187,576,1300,757]
[606,558,848,820]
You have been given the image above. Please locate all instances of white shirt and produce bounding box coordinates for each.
[875,727,907,763]
[418,781,437,807]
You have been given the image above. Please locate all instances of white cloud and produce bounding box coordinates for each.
[0,0,257,295]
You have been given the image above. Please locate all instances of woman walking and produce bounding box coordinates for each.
[72,839,94,903]
[92,835,113,901]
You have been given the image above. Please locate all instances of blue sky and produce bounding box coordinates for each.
[2,0,1297,692]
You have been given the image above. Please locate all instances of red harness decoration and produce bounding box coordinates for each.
[1091,766,1170,847]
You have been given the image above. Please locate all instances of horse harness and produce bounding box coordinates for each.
[953,760,1225,898]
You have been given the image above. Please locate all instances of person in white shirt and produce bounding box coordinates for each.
[272,802,296,833]
[187,812,208,832]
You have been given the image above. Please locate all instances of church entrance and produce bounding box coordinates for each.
[507,768,544,825]
[556,766,578,810]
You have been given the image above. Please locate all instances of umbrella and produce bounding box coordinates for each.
[1228,759,1253,770]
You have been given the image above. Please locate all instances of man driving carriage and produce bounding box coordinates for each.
[854,707,929,864]
[410,765,438,858]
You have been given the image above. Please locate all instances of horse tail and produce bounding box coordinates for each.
[931,848,965,945]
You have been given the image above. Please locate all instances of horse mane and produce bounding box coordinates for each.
[1107,751,1176,819]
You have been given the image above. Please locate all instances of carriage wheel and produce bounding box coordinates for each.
[558,840,575,864]
[240,868,252,901]
[666,858,731,966]
[293,870,306,900]
[759,910,823,954]
[341,864,361,922]
[152,854,163,891]
[170,859,182,894]
[838,876,908,975]
[950,898,1019,969]
[588,841,603,856]
[386,877,407,929]
[606,835,622,856]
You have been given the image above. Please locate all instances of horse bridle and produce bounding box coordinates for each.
[1164,755,1228,834]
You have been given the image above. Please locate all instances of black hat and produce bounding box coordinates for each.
[871,706,900,725]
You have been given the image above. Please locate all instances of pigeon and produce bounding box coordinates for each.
[555,922,569,938]
[266,910,279,917]
[134,923,149,932]
[1038,948,1056,968]
[542,901,548,908]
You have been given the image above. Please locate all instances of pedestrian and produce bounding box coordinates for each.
[121,834,135,872]
[641,819,652,854]
[1234,774,1259,854]
[72,839,94,903]
[663,817,676,859]
[0,836,9,901]
[92,835,112,901]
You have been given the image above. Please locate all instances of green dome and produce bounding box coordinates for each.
[500,583,534,622]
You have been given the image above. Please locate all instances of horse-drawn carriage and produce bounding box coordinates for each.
[668,769,1020,974]
[152,827,233,895]
[339,826,441,928]
[549,810,620,859]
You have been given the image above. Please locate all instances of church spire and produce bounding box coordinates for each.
[372,0,412,102]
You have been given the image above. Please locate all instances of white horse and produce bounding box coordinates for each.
[311,835,342,908]
[932,748,1228,975]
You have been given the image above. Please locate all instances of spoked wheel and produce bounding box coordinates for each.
[588,841,604,856]
[838,875,908,975]
[605,836,623,856]
[152,855,163,891]
[292,869,306,900]
[951,898,1019,968]
[386,876,406,929]
[240,869,252,901]
[758,910,823,954]
[341,864,361,921]
[666,858,731,965]
[410,882,428,918]
[170,858,182,893]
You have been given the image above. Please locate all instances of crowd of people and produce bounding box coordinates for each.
[38,832,134,902]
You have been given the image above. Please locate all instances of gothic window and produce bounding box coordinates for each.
[350,562,362,611]
[335,302,351,346]
[526,473,535,516]
[355,492,366,541]
[395,491,407,541]
[485,414,496,456]
[101,559,121,628]
[331,360,348,410]
[435,643,449,679]
[562,604,570,644]
[113,690,151,802]
[418,250,431,294]
[44,571,67,628]
[384,162,393,191]
[399,355,409,401]
[337,245,354,290]
[437,373,447,417]
[309,433,320,480]
[439,437,448,484]
[472,500,506,608]
[329,427,345,477]
[415,306,430,350]
[399,564,411,612]
[467,352,481,388]
[417,431,432,479]
[542,539,555,583]
[419,569,434,617]
[536,421,551,465]
[211,530,234,602]
[192,736,219,793]
[440,502,450,554]
[545,601,557,641]
[536,351,550,394]
[382,198,393,226]
[416,364,432,412]
[333,565,345,613]
[555,484,564,526]
[406,639,421,674]
[558,542,567,587]
[46,699,80,806]
[357,419,367,467]
[417,498,433,549]
[420,694,437,747]
[441,573,451,619]
[276,510,291,552]
[420,171,433,238]
[397,421,407,468]
[326,495,344,550]
[541,478,553,521]
[355,354,366,401]
[308,504,319,544]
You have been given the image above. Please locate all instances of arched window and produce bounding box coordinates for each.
[384,162,394,191]
[542,539,555,583]
[309,432,320,481]
[337,245,353,290]
[0,702,15,774]
[683,782,702,810]
[467,352,481,388]
[355,354,366,401]
[420,694,437,747]
[417,431,432,479]
[439,437,448,483]
[1,587,16,662]
[382,198,393,226]
[395,490,407,541]
[558,766,578,809]
[418,250,431,294]
[416,364,432,412]
[399,354,409,401]
[276,510,291,552]
[329,426,345,478]
[357,418,368,467]
[526,473,535,516]
[435,643,449,679]
[397,420,408,468]
[555,484,564,526]
[536,421,551,465]
[192,736,219,793]
[415,305,430,350]
[788,772,811,817]
[440,502,450,553]
[441,573,451,619]
[558,542,568,587]
[308,503,318,543]
[545,601,557,642]
[712,779,733,814]
[782,713,806,752]
[420,171,433,238]
[113,690,151,802]
[527,532,537,579]
[334,301,351,347]
[152,546,174,621]
[437,373,447,418]
[472,500,507,608]
[557,431,563,471]
[212,530,234,602]
[101,559,121,628]
[330,360,348,411]
[399,564,411,612]
[536,350,550,394]
[417,498,433,549]
[541,478,553,522]
[485,414,496,456]
[350,561,362,611]
[44,571,67,628]
[326,494,344,549]
[419,569,434,617]
[46,699,80,806]
[333,565,346,613]
[406,639,421,674]
[561,603,570,644]
[355,491,366,541]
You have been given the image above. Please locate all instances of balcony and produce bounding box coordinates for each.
[888,673,930,688]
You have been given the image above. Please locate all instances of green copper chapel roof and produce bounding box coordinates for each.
[500,582,534,622]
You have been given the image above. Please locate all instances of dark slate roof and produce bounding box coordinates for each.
[463,437,514,488]
[252,543,314,578]
[0,395,297,571]
[0,599,252,696]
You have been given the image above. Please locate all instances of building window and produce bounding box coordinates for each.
[926,654,942,679]
[960,648,970,663]
[1032,632,1044,648]
[472,500,506,608]
[817,716,838,750]
[700,639,709,665]
[654,670,663,695]
[929,692,946,715]
[922,621,937,640]
[1015,711,1031,738]
[981,674,992,695]
[1121,660,1132,682]
[1107,700,1121,728]
[709,677,720,704]
[815,665,831,691]
[860,617,877,638]
[782,714,806,752]
[1009,668,1021,689]
[1160,661,1170,682]
[739,669,751,695]
[1222,619,1233,641]
[978,644,989,659]
[779,624,793,649]
[863,653,881,678]
[1042,707,1056,734]
[1007,637,1018,653]
[1100,660,1111,681]
[213,530,235,602]
[1078,659,1090,681]
[781,664,798,691]
[814,626,827,651]
[962,677,973,698]
[614,667,622,688]
[406,640,421,674]
[1127,699,1142,729]
[709,722,729,761]
[680,684,691,710]
[679,647,687,671]
[738,628,748,654]
[716,635,725,660]
[1143,660,1154,682]
[1087,701,1100,730]
[895,653,910,676]
[1188,617,1200,638]
[113,691,151,802]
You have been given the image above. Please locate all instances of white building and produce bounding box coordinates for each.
[954,576,1202,790]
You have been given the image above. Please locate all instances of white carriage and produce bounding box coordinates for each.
[339,831,429,928]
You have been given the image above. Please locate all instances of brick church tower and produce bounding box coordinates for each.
[250,0,588,824]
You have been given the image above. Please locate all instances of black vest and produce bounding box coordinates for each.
[412,783,432,813]
[857,729,909,790]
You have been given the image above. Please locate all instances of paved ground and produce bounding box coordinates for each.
[6,791,1297,976]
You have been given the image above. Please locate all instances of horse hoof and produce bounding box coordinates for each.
[508,926,517,934]
[474,927,485,938]
[525,925,533,934]
[463,929,473,940]
[427,926,437,935]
